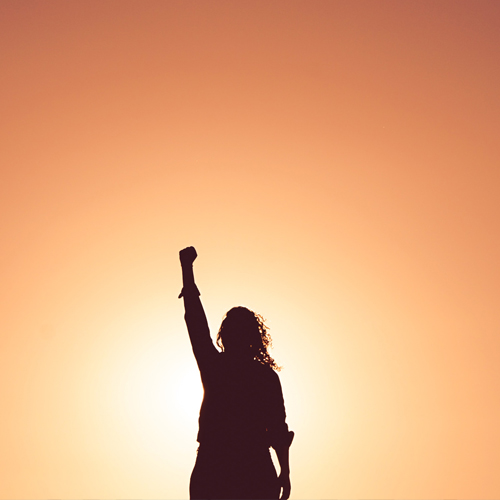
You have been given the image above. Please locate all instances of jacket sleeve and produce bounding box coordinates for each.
[267,370,294,450]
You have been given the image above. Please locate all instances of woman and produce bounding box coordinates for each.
[179,246,294,500]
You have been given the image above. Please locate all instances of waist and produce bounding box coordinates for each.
[198,430,269,449]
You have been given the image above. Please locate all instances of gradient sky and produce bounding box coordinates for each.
[1,1,499,499]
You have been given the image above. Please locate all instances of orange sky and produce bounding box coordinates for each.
[1,1,499,498]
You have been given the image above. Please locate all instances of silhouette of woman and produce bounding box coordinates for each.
[179,247,294,500]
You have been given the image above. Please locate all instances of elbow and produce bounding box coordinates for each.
[270,430,294,451]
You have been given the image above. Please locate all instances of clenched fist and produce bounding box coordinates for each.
[179,246,197,267]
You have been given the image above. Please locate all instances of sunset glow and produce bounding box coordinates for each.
[1,1,499,498]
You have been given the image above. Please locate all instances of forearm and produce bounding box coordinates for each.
[275,433,293,500]
[179,262,198,297]
[275,444,290,475]
[273,427,294,474]
[180,263,209,335]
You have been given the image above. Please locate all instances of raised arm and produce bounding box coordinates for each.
[179,247,218,370]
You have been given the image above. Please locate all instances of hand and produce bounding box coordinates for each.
[179,246,197,267]
[278,472,291,500]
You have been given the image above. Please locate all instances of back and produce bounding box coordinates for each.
[197,353,289,449]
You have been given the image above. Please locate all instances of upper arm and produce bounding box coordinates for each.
[183,293,219,372]
[267,370,290,448]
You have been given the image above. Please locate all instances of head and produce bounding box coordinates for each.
[216,306,280,371]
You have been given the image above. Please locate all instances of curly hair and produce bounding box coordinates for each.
[216,306,281,371]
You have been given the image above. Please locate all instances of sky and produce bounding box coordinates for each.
[1,1,499,498]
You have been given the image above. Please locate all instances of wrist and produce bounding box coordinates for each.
[181,264,195,278]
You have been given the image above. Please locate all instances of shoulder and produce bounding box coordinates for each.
[254,360,280,381]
